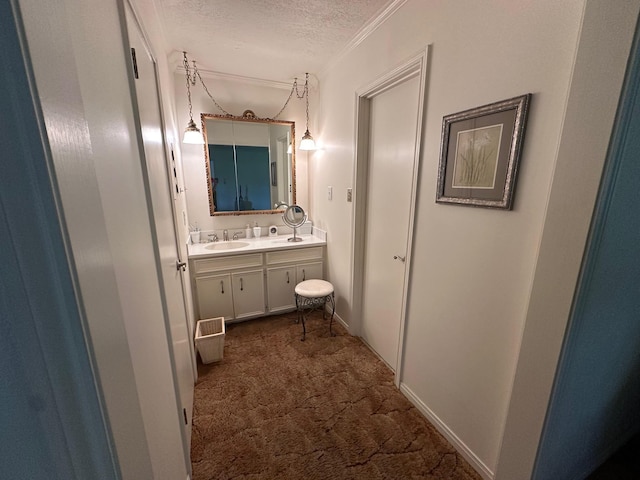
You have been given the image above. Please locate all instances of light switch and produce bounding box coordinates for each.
[328,186,333,201]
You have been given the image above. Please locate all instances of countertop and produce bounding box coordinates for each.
[187,234,326,259]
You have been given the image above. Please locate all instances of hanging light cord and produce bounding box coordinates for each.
[182,52,196,123]
[303,73,310,133]
[184,51,309,121]
[193,59,233,117]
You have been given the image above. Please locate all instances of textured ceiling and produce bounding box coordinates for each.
[157,0,393,81]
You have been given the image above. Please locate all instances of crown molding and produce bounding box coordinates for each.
[175,65,293,90]
[319,0,408,77]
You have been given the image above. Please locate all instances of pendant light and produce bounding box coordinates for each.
[182,52,204,145]
[299,73,316,151]
[179,52,318,149]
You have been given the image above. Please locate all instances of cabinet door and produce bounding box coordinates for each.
[266,266,296,313]
[195,273,234,321]
[296,261,323,283]
[231,269,265,320]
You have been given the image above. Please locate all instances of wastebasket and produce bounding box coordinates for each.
[195,317,225,364]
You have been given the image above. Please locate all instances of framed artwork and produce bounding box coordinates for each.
[436,94,531,209]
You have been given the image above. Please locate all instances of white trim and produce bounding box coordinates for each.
[175,65,293,90]
[350,48,429,388]
[123,2,194,475]
[320,0,408,77]
[323,306,349,332]
[333,311,348,331]
[400,383,494,480]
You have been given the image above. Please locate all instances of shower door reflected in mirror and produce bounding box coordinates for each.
[202,113,295,215]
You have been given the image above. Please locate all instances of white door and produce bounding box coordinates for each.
[126,9,194,464]
[361,75,420,371]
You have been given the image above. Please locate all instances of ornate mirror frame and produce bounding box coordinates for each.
[202,111,296,216]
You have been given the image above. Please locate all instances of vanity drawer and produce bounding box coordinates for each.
[266,246,323,265]
[193,253,263,274]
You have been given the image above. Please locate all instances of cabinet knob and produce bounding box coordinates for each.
[220,280,224,294]
[286,271,290,284]
[240,278,244,291]
[393,255,406,263]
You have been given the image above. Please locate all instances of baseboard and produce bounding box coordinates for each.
[325,306,348,332]
[399,383,494,480]
[333,311,348,331]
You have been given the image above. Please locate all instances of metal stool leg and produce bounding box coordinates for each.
[328,292,335,336]
[295,292,335,340]
[295,293,306,341]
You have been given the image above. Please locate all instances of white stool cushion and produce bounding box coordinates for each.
[295,279,334,298]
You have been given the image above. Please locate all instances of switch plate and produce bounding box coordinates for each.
[328,186,333,201]
[347,188,352,202]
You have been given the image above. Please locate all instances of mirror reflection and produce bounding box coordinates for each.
[202,112,295,215]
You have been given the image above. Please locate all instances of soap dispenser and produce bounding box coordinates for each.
[252,221,261,238]
[245,224,252,239]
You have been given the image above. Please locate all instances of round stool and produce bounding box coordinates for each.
[294,279,336,341]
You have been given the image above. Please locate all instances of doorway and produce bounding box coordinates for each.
[352,50,428,381]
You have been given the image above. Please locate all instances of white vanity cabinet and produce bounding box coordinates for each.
[265,266,297,313]
[190,244,324,322]
[191,253,265,322]
[231,270,266,320]
[296,262,323,283]
[195,273,234,320]
[265,247,324,314]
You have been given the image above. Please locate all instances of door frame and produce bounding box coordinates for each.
[122,0,194,471]
[123,0,197,379]
[351,48,429,386]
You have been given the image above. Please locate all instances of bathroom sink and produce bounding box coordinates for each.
[204,241,250,251]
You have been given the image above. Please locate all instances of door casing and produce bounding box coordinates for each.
[351,48,429,386]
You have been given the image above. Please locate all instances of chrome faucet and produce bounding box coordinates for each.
[223,229,229,241]
[208,233,218,243]
[232,231,243,241]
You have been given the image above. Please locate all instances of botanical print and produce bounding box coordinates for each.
[452,124,503,189]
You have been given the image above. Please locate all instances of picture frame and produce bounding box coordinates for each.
[436,94,531,209]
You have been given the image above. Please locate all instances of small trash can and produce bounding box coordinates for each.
[195,317,225,364]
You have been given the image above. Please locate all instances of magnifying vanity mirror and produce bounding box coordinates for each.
[202,111,295,215]
[282,205,307,242]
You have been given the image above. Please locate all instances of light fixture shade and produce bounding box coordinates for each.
[183,119,205,144]
[299,130,316,151]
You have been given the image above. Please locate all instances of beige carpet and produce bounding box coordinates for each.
[191,311,482,480]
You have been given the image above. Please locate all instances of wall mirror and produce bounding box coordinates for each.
[202,112,295,215]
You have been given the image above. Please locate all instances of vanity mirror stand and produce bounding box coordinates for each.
[282,205,307,242]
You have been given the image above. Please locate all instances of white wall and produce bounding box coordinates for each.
[496,1,640,478]
[313,0,636,477]
[176,73,310,235]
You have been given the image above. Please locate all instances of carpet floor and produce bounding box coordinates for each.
[191,311,482,480]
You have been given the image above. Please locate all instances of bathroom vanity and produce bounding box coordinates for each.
[188,235,326,322]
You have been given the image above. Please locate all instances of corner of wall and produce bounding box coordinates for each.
[494,2,640,478]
